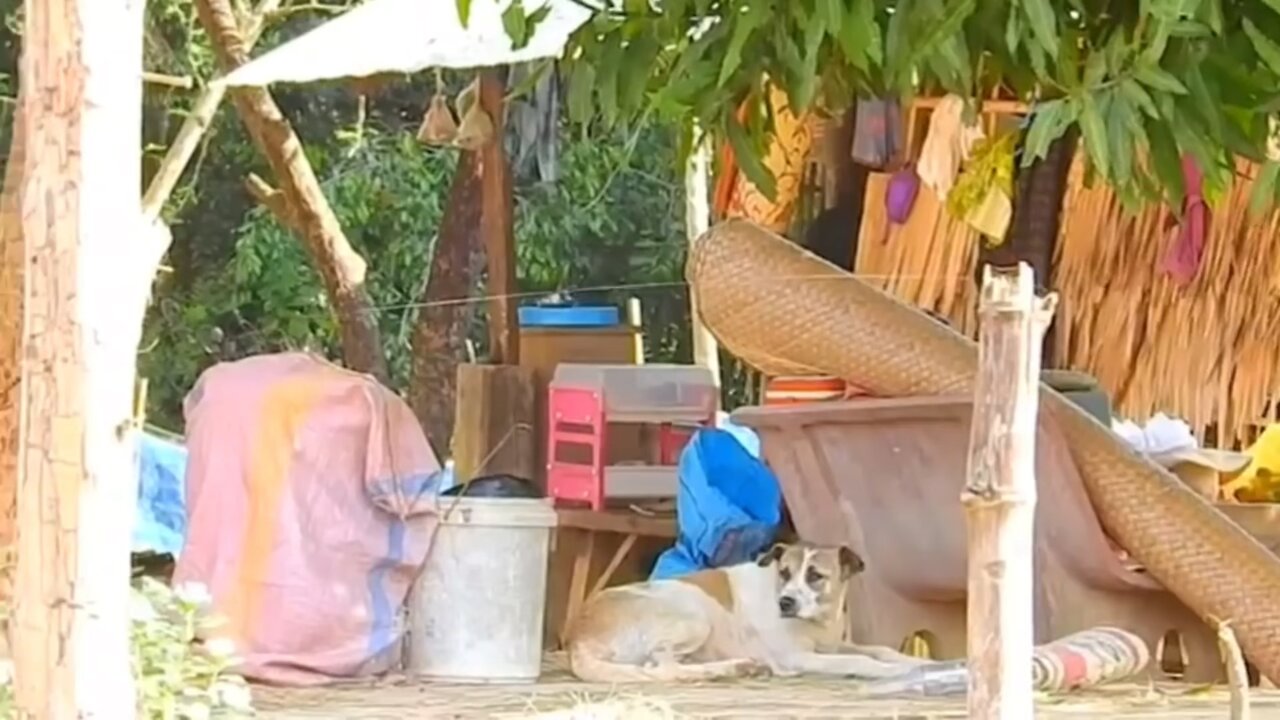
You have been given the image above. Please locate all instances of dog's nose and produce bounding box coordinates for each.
[778,596,797,616]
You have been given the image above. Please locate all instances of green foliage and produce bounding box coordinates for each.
[0,579,252,719]
[487,0,1280,210]
[131,579,253,719]
[142,111,694,429]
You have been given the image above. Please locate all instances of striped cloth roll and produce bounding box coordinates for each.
[861,626,1150,698]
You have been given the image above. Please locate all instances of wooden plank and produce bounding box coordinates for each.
[961,263,1057,720]
[555,508,676,538]
[452,363,536,482]
[479,69,518,365]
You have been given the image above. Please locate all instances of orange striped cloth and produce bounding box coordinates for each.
[861,626,1150,697]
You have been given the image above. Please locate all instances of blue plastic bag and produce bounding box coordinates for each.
[651,428,782,579]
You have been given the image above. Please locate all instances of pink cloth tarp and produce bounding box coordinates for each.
[173,353,441,685]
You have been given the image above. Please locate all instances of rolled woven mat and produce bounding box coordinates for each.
[687,219,1280,681]
[861,627,1150,697]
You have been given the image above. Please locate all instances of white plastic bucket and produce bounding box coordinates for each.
[406,496,558,683]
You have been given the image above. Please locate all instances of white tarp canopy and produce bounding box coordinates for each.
[217,0,594,87]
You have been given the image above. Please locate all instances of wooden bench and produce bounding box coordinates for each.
[552,506,676,645]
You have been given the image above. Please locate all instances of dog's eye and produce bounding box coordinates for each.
[805,567,826,584]
[779,567,792,582]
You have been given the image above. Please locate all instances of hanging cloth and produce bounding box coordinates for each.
[916,94,985,201]
[851,98,904,169]
[1161,156,1208,286]
[506,63,561,183]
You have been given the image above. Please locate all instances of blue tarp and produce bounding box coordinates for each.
[651,427,782,579]
[133,432,188,557]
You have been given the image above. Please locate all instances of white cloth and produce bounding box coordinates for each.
[915,94,985,200]
[1112,413,1249,472]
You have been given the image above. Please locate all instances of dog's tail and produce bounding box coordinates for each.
[568,648,755,683]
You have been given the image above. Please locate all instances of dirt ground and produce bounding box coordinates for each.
[253,657,1280,719]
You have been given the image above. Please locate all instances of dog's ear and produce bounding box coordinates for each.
[756,543,788,567]
[838,546,865,578]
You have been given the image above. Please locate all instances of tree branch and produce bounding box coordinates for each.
[141,0,285,220]
[243,172,297,230]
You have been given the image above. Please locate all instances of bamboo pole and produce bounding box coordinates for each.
[685,126,721,395]
[962,262,1057,720]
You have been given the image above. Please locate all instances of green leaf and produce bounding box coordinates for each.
[1105,91,1136,185]
[456,0,472,27]
[1021,0,1059,58]
[1133,62,1188,94]
[1260,0,1280,17]
[567,62,596,125]
[820,0,843,34]
[1200,0,1223,34]
[1083,51,1107,88]
[1056,29,1081,89]
[1120,78,1159,118]
[502,0,530,50]
[1022,98,1077,166]
[618,33,661,112]
[1249,162,1280,216]
[718,0,770,87]
[1244,19,1280,76]
[1183,67,1221,136]
[1079,93,1110,177]
[724,111,776,201]
[596,38,624,127]
[1005,10,1021,55]
[1146,117,1185,208]
[839,0,882,67]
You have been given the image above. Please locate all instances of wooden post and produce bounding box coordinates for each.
[685,127,720,395]
[479,69,519,366]
[14,0,166,714]
[961,263,1056,720]
[452,363,537,483]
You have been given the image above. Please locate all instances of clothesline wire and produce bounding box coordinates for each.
[365,272,973,314]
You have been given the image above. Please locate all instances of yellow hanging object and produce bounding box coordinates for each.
[964,187,1013,241]
[947,131,1016,244]
[1222,425,1280,502]
[417,92,458,146]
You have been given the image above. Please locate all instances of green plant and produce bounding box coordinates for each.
[0,578,251,719]
[488,0,1280,211]
[131,578,253,719]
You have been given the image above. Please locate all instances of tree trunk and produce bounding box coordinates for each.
[409,152,483,454]
[13,0,167,713]
[194,0,388,381]
[0,92,25,556]
[478,70,519,366]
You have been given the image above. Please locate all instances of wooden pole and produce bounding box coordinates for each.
[685,127,720,395]
[479,69,519,365]
[14,0,167,713]
[961,262,1056,720]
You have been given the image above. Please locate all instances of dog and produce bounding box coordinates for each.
[565,542,930,682]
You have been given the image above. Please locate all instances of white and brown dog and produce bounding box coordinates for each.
[565,542,929,682]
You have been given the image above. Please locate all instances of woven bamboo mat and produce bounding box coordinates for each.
[253,656,1280,719]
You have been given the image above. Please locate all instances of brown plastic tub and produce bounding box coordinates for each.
[733,395,1223,681]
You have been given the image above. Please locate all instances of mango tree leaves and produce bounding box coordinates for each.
[544,0,1280,208]
[1022,98,1077,166]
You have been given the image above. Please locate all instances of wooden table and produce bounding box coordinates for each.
[553,506,676,644]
